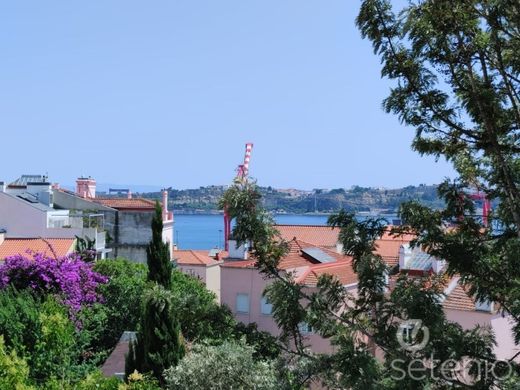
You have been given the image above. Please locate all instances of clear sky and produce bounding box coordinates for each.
[0,1,454,190]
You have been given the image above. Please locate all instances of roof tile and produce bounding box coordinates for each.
[0,238,75,259]
[92,198,156,210]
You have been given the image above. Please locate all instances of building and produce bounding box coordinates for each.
[397,244,520,361]
[275,224,415,265]
[220,238,356,352]
[218,224,519,361]
[53,177,173,263]
[0,175,109,258]
[172,249,223,301]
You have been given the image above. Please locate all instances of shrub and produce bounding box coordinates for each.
[93,259,148,349]
[164,340,278,390]
[0,252,107,314]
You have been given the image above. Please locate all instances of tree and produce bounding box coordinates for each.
[92,259,148,350]
[147,202,172,289]
[0,335,34,390]
[169,270,236,342]
[125,285,185,385]
[221,1,520,387]
[164,340,278,390]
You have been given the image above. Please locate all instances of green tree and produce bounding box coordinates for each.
[125,285,185,385]
[147,202,172,289]
[164,340,278,390]
[221,1,520,387]
[0,335,35,390]
[170,270,235,341]
[32,298,76,384]
[93,259,148,349]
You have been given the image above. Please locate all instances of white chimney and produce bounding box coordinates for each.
[0,182,5,192]
[162,190,168,221]
[0,230,5,245]
[431,257,446,274]
[399,244,411,270]
[228,240,249,260]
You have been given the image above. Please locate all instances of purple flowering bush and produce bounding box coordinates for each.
[0,251,108,313]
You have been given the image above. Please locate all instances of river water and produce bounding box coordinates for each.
[173,214,330,250]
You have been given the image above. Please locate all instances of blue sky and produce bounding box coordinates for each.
[0,1,454,190]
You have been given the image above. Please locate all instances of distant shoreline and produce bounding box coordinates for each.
[172,210,399,217]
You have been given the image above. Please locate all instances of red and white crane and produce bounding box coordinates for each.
[469,191,491,227]
[223,143,254,251]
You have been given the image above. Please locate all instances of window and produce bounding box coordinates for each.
[475,299,494,312]
[236,293,250,313]
[261,296,272,315]
[298,322,313,334]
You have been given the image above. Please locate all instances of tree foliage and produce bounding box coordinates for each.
[93,259,148,350]
[169,270,235,342]
[147,202,172,289]
[125,284,185,385]
[220,1,520,387]
[164,340,278,390]
[0,252,107,314]
[356,0,520,358]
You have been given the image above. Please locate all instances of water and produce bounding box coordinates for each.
[173,214,330,250]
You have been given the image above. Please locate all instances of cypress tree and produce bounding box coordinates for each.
[125,285,185,384]
[147,201,172,289]
[126,202,183,383]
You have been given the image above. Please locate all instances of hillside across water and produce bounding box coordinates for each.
[140,184,443,214]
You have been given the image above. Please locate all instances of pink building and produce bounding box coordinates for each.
[398,244,520,361]
[220,238,356,352]
[218,224,518,361]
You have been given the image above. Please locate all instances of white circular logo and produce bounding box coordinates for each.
[397,319,429,352]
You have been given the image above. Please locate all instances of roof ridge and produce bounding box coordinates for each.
[275,224,336,228]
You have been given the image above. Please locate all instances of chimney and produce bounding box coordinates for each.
[127,190,132,199]
[76,177,96,199]
[228,240,249,260]
[399,244,411,270]
[0,229,5,245]
[0,181,5,193]
[162,190,168,221]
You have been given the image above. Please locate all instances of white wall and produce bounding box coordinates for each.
[0,192,48,237]
[0,192,79,238]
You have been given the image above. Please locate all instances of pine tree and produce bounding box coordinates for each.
[125,285,185,385]
[147,201,172,289]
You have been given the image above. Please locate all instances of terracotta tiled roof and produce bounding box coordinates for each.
[173,250,223,266]
[443,283,477,312]
[374,229,415,267]
[92,198,156,210]
[278,239,347,270]
[275,224,414,267]
[221,239,352,270]
[220,259,257,268]
[296,260,357,287]
[275,225,339,249]
[0,238,75,259]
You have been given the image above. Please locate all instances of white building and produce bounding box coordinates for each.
[0,175,109,258]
